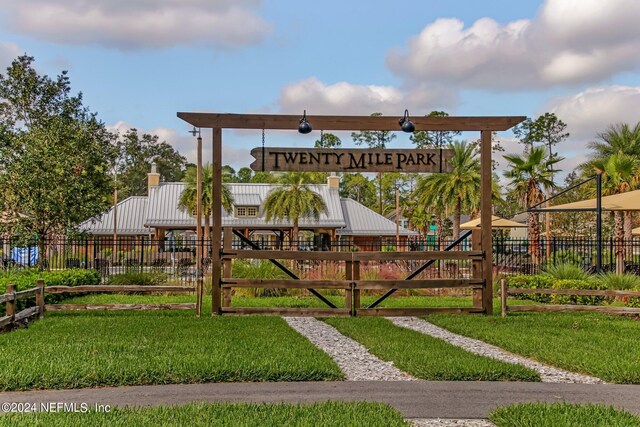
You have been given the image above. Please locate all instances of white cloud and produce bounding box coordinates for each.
[0,42,22,70]
[108,121,249,168]
[276,77,457,115]
[0,0,272,50]
[546,86,640,142]
[387,0,640,89]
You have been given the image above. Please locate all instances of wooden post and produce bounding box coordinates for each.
[5,284,16,320]
[501,279,507,317]
[211,128,222,316]
[345,260,352,312]
[222,228,232,308]
[353,260,360,315]
[36,279,45,319]
[480,130,493,315]
[471,229,483,309]
[196,135,203,318]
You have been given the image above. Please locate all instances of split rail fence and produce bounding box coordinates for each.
[500,279,640,317]
[1,281,196,331]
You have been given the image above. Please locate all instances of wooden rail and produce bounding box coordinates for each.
[45,285,196,294]
[0,281,44,331]
[222,250,483,261]
[2,280,198,333]
[500,279,640,317]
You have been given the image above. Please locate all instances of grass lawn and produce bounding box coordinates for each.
[0,402,408,427]
[324,317,539,381]
[489,403,640,427]
[427,310,640,384]
[0,310,342,391]
[59,293,478,308]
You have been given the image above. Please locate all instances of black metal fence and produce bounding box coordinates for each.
[2,235,640,282]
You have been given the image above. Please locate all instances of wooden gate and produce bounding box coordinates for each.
[177,112,526,316]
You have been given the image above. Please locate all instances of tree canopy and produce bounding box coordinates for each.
[0,55,116,254]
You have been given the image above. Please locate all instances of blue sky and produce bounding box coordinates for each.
[0,0,638,178]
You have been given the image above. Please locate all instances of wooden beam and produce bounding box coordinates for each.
[211,127,222,316]
[45,303,196,311]
[45,285,196,294]
[223,250,482,261]
[177,112,526,132]
[221,279,351,289]
[480,130,493,315]
[357,307,483,316]
[354,279,484,290]
[507,288,640,297]
[220,307,351,317]
[196,135,203,317]
[507,305,640,315]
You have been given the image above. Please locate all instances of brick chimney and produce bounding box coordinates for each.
[327,173,339,189]
[147,162,160,194]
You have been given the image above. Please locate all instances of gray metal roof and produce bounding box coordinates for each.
[144,182,345,229]
[233,193,261,206]
[337,198,417,236]
[78,196,150,236]
[81,183,418,237]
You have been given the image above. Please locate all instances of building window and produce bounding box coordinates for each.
[236,206,258,218]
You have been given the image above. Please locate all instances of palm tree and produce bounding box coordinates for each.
[587,122,640,159]
[263,172,328,249]
[414,176,448,249]
[589,153,639,273]
[179,164,233,241]
[503,146,562,263]
[586,122,640,257]
[414,142,481,239]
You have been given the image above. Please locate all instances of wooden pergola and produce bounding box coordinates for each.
[177,112,525,317]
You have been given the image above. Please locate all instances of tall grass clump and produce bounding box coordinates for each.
[542,263,590,281]
[232,259,290,297]
[595,272,640,290]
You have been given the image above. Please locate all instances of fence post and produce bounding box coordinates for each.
[501,279,507,318]
[5,284,16,321]
[353,260,360,316]
[140,236,145,269]
[345,260,353,314]
[36,279,45,319]
[222,228,233,308]
[84,240,89,268]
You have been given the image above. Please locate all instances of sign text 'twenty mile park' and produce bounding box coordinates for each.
[250,148,454,173]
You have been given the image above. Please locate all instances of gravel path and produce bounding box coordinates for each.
[387,317,603,384]
[283,317,413,381]
[410,419,496,427]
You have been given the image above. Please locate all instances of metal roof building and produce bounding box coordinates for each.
[80,180,416,238]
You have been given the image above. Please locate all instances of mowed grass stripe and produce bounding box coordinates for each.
[324,317,539,382]
[490,403,640,427]
[0,402,409,427]
[427,311,640,384]
[0,311,342,391]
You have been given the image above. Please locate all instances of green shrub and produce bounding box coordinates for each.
[550,279,605,306]
[542,263,590,281]
[506,275,555,303]
[595,272,640,290]
[107,271,168,287]
[232,260,290,297]
[0,269,100,315]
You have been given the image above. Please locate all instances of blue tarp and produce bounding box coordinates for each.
[11,246,38,266]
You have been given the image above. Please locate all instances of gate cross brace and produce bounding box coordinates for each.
[231,229,337,309]
[367,231,474,308]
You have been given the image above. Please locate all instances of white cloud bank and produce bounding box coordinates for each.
[109,121,249,167]
[0,0,272,50]
[0,42,22,69]
[275,77,457,116]
[387,0,640,89]
[546,85,640,142]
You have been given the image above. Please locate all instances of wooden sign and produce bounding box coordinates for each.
[250,147,454,173]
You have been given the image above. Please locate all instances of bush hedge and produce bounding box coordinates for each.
[506,272,640,307]
[0,269,100,315]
